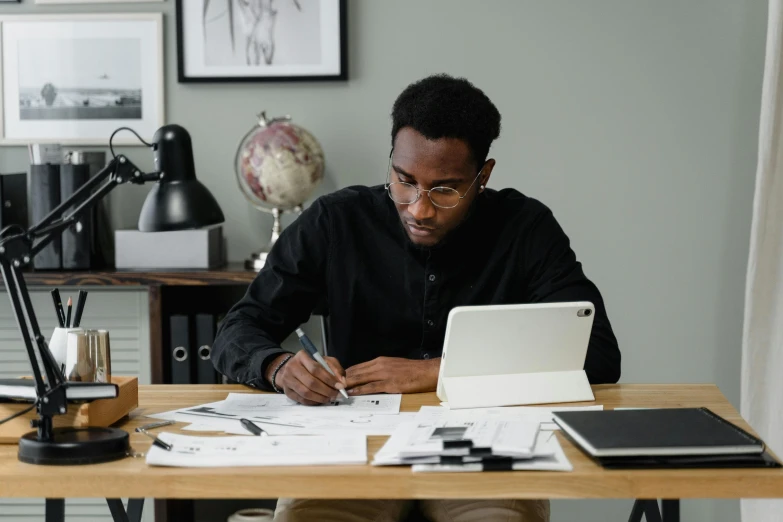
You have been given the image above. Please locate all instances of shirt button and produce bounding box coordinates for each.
[423,353,430,360]
[429,274,436,282]
[426,319,434,327]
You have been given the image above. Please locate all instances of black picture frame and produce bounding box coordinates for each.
[176,0,347,83]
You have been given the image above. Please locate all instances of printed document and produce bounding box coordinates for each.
[182,412,417,436]
[146,432,367,467]
[147,394,408,435]
[429,404,603,430]
[216,392,402,416]
[411,432,572,472]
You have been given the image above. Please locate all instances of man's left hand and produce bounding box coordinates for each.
[345,356,440,395]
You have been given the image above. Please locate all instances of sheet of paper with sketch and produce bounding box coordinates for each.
[146,432,367,468]
[215,392,402,416]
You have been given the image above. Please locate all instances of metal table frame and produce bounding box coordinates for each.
[45,498,144,522]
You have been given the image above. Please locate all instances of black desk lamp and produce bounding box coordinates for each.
[0,124,224,465]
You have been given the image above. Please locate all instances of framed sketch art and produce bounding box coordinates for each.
[177,0,347,83]
[0,13,164,145]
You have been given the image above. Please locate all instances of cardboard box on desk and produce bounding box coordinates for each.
[0,376,138,444]
[115,225,224,269]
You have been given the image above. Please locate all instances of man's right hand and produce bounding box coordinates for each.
[265,351,347,406]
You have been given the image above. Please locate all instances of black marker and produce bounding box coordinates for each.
[241,418,267,437]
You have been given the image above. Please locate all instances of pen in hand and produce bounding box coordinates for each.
[295,328,349,399]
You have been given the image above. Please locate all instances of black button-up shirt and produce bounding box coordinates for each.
[212,185,621,390]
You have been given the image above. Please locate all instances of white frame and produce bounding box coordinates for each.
[0,13,164,146]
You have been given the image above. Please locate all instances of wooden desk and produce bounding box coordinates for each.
[1,384,781,522]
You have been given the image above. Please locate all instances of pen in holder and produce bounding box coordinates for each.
[64,329,112,383]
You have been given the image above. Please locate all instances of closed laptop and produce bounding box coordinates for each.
[553,408,764,458]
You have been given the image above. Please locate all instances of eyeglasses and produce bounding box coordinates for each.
[384,155,484,209]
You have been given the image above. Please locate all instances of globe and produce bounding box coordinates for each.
[234,112,325,270]
[235,112,325,212]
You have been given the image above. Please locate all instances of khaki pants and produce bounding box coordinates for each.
[274,498,550,522]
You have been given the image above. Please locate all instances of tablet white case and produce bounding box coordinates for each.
[436,302,596,409]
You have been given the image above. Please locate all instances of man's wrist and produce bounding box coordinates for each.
[265,353,292,385]
[426,357,441,384]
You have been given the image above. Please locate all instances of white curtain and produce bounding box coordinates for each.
[741,1,783,520]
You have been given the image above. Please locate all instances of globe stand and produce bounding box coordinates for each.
[236,110,324,272]
[246,206,302,271]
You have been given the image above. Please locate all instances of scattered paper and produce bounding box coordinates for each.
[147,395,410,436]
[410,433,572,472]
[398,419,539,459]
[220,412,418,436]
[373,420,568,470]
[217,392,402,416]
[146,432,367,467]
[422,405,603,430]
[374,405,543,466]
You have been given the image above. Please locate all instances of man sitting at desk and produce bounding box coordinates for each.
[213,74,621,522]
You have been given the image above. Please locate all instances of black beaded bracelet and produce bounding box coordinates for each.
[270,353,294,393]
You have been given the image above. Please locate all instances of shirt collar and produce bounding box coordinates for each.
[377,186,489,257]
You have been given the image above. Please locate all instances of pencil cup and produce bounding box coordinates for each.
[48,327,84,371]
[64,329,112,383]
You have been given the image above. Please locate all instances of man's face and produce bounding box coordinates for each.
[389,127,494,247]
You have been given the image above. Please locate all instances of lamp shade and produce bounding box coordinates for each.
[137,124,225,232]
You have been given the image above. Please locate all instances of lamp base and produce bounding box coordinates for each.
[18,426,130,465]
[245,250,270,272]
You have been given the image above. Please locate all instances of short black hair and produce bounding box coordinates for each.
[391,74,501,167]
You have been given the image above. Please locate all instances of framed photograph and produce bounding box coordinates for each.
[177,0,347,83]
[0,13,164,146]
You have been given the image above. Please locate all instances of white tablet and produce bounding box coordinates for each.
[436,302,595,407]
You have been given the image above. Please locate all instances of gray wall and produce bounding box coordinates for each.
[0,1,768,521]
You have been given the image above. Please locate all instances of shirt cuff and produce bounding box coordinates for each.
[250,348,287,391]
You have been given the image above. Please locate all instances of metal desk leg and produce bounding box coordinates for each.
[661,499,680,522]
[629,499,680,522]
[628,499,646,522]
[107,499,130,522]
[45,499,65,522]
[106,498,145,522]
[127,498,145,522]
[628,500,662,522]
